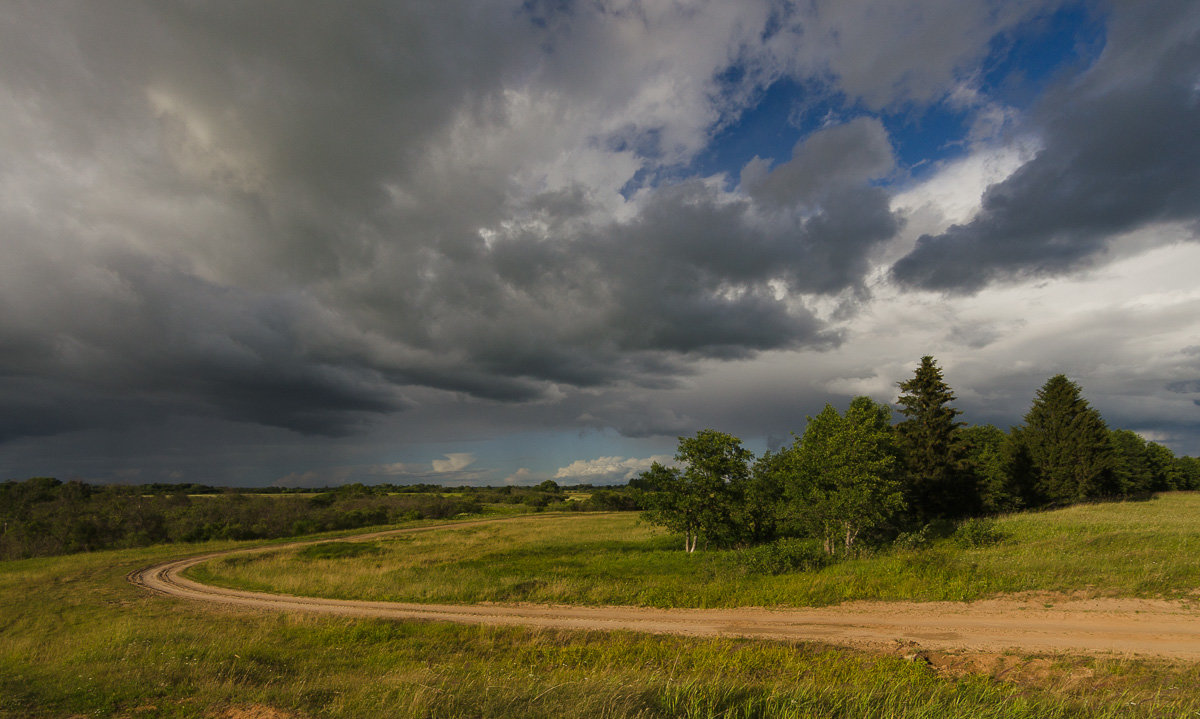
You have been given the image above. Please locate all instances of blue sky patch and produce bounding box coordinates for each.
[981,2,1107,107]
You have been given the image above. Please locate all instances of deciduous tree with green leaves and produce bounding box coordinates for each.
[782,397,905,554]
[638,429,753,552]
[735,450,787,545]
[960,424,1023,514]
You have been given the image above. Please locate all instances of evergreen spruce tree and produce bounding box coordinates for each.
[1012,374,1116,505]
[1144,441,1182,492]
[1109,429,1154,495]
[895,356,977,520]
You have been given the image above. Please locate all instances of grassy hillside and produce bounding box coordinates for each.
[5,496,1200,717]
[192,493,1200,608]
[3,536,1199,717]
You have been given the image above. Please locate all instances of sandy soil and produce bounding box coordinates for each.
[128,518,1200,661]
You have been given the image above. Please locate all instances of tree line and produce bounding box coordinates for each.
[636,357,1200,554]
[0,480,633,560]
[0,480,486,560]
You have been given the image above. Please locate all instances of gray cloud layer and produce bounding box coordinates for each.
[891,0,1200,291]
[0,1,909,443]
[1,0,1197,479]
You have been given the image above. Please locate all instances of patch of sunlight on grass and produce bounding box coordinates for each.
[191,492,1200,610]
[6,538,1200,717]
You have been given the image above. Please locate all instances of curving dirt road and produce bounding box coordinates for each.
[129,518,1200,660]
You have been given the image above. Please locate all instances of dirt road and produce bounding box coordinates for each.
[129,519,1200,660]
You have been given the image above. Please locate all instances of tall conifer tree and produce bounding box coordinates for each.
[895,356,976,520]
[1012,374,1116,505]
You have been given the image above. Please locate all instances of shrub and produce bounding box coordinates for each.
[892,519,957,550]
[737,538,832,575]
[953,517,1008,548]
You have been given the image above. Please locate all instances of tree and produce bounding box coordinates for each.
[1110,429,1154,495]
[960,424,1022,514]
[1012,375,1116,505]
[1176,455,1200,490]
[1144,442,1181,492]
[782,397,905,554]
[895,356,977,520]
[638,463,698,552]
[735,450,786,545]
[535,479,562,494]
[1106,429,1180,496]
[638,430,753,552]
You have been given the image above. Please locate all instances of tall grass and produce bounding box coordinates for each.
[193,492,1200,608]
[3,541,1200,717]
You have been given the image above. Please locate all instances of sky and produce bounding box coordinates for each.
[1,0,1199,487]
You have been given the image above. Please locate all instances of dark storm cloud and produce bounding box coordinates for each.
[457,119,902,383]
[1,0,1054,464]
[467,169,898,380]
[891,0,1200,292]
[372,201,838,393]
[0,1,528,440]
[2,1,900,446]
[0,248,404,440]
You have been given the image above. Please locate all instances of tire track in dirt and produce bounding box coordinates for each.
[129,516,1200,660]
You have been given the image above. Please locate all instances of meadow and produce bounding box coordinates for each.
[191,493,1200,608]
[2,495,1200,717]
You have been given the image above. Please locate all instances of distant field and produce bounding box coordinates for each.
[4,497,1200,717]
[191,492,1200,608]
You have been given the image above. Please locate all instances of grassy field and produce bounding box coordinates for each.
[191,493,1200,608]
[3,537,1200,718]
[4,496,1200,717]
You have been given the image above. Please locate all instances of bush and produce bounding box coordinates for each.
[892,519,957,550]
[953,517,1008,548]
[737,538,832,575]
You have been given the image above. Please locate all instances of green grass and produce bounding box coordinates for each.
[295,541,383,560]
[192,493,1200,608]
[4,540,1200,718]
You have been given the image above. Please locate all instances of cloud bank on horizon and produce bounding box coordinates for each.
[1,0,1198,486]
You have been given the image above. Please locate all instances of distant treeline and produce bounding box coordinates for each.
[0,479,636,560]
[637,358,1200,558]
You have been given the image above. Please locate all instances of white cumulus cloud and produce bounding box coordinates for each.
[554,455,674,484]
[431,453,475,473]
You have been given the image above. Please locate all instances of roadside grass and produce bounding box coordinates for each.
[192,492,1200,608]
[3,541,1200,718]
